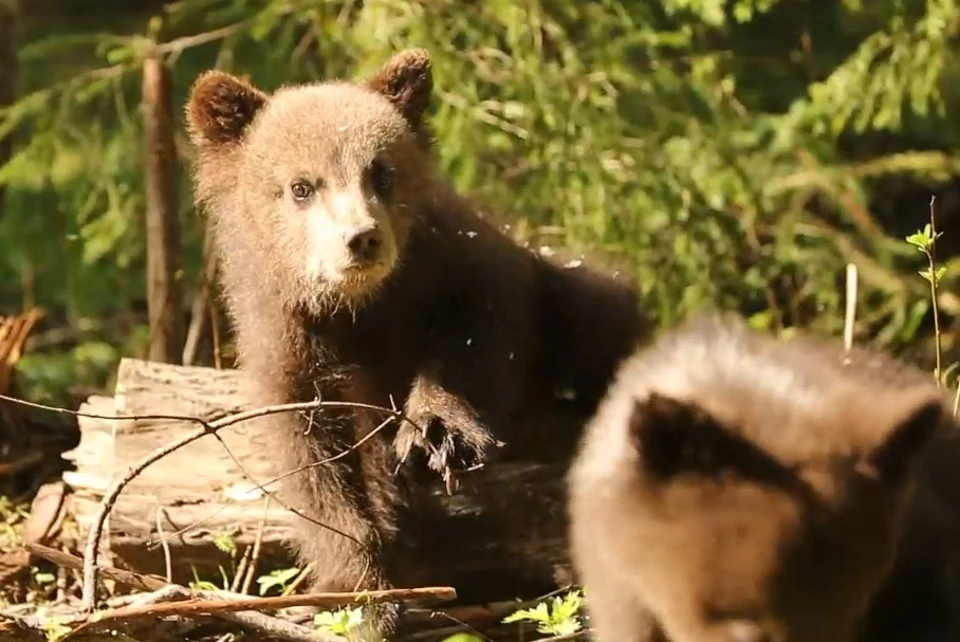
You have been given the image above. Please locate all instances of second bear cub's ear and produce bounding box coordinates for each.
[185,70,269,149]
[865,388,946,485]
[366,48,433,130]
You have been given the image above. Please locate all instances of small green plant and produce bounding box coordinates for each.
[502,589,585,636]
[905,197,960,416]
[212,529,238,557]
[439,635,485,642]
[256,566,301,596]
[31,567,56,586]
[905,197,948,387]
[186,530,244,591]
[188,565,227,592]
[313,605,365,637]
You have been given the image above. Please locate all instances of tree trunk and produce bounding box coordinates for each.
[142,56,184,364]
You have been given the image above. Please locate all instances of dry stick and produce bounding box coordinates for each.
[843,263,858,352]
[27,543,169,593]
[67,586,457,636]
[230,545,253,594]
[282,563,315,597]
[182,219,219,367]
[29,543,455,642]
[40,584,337,642]
[155,506,173,583]
[240,496,270,595]
[209,609,338,642]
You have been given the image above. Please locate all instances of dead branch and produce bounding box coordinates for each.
[65,585,456,642]
[27,543,168,593]
[29,542,456,642]
[90,584,335,642]
[206,609,339,642]
[241,496,269,594]
[65,585,456,640]
[80,585,456,622]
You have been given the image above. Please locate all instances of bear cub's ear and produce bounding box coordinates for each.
[366,48,433,130]
[185,70,269,149]
[866,388,946,485]
[627,392,787,485]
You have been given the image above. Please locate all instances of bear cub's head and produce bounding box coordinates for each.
[569,315,953,642]
[185,49,435,313]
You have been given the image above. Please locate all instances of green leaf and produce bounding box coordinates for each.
[256,566,301,596]
[439,635,486,642]
[212,530,237,556]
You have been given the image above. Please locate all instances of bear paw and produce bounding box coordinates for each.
[394,395,498,494]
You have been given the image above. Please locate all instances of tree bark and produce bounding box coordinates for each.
[142,56,184,364]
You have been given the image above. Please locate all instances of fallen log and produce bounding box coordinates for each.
[64,358,573,604]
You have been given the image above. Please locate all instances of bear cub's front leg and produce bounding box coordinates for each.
[394,372,500,493]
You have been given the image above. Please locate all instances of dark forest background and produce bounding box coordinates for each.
[2,0,959,405]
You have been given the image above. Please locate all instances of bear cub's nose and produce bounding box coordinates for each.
[346,224,383,263]
[724,620,776,642]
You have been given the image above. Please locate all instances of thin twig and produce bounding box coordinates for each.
[230,545,252,594]
[843,263,858,351]
[282,563,314,597]
[928,195,943,386]
[155,24,241,57]
[211,608,339,642]
[155,507,173,584]
[241,496,270,595]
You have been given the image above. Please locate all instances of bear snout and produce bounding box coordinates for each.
[722,619,778,642]
[345,222,384,264]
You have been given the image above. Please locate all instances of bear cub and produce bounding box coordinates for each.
[568,313,960,642]
[185,49,648,640]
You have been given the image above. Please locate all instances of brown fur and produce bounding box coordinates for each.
[568,313,960,642]
[184,49,648,640]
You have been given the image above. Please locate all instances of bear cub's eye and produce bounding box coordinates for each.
[369,159,394,200]
[290,180,315,201]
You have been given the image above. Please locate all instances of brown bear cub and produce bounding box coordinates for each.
[185,49,647,639]
[568,313,960,642]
